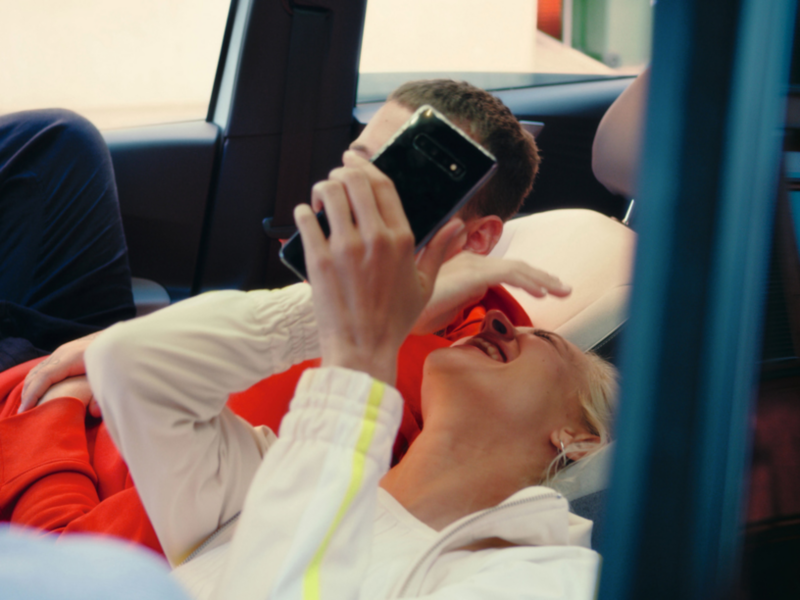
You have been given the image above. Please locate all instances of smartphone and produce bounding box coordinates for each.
[277,105,497,281]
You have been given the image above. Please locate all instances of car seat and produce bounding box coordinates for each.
[488,208,635,356]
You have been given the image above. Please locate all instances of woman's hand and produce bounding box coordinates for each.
[412,252,572,336]
[19,332,101,414]
[295,151,464,385]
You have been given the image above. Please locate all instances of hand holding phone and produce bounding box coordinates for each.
[294,153,466,384]
[278,105,497,281]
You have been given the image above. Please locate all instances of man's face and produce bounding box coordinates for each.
[345,99,503,256]
[348,101,413,160]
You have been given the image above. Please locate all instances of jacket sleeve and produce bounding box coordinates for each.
[85,284,320,566]
[0,398,98,523]
[212,366,403,600]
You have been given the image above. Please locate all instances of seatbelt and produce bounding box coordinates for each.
[263,5,332,241]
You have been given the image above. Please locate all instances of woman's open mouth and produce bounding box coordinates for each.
[465,336,507,363]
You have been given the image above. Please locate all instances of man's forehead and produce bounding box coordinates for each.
[348,101,414,159]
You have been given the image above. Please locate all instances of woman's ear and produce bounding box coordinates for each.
[549,428,602,462]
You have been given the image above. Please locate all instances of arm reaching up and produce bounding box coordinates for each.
[412,251,571,336]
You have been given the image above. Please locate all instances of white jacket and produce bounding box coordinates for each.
[86,284,600,600]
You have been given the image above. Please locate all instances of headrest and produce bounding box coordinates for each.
[489,209,636,352]
[591,68,650,198]
[547,443,615,502]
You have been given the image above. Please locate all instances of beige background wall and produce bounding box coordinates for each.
[1,0,617,130]
[0,0,229,128]
[359,0,539,73]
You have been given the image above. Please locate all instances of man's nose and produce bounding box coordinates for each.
[481,310,515,340]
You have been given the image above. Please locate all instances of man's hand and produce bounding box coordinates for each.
[19,332,101,415]
[412,252,572,336]
[295,151,464,385]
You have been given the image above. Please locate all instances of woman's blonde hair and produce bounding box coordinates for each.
[575,351,618,445]
[542,351,619,483]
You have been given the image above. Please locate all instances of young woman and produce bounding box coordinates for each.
[85,152,617,600]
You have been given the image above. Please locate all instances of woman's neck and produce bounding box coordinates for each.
[380,425,549,531]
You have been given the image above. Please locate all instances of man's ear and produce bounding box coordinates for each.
[549,429,602,462]
[461,215,503,255]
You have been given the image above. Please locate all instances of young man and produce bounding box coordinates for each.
[0,79,567,555]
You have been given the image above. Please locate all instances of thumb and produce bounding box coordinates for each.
[416,219,465,292]
[88,396,103,419]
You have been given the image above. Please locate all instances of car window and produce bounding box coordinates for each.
[0,0,230,130]
[357,0,652,102]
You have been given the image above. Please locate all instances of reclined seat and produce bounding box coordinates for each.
[488,208,635,356]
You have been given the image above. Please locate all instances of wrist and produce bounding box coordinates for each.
[321,346,398,385]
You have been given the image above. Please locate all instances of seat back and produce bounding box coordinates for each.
[488,208,636,353]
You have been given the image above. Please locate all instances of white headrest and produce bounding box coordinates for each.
[547,443,615,501]
[489,209,636,351]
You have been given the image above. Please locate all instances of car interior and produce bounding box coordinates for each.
[96,0,642,556]
[12,0,798,597]
[101,0,633,307]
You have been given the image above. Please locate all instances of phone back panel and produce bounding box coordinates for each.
[372,106,497,248]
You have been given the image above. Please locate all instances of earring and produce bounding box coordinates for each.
[559,439,572,467]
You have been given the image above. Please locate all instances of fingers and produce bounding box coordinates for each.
[303,154,415,275]
[88,397,102,419]
[19,333,99,413]
[20,356,81,413]
[498,260,572,298]
[310,180,355,240]
[342,151,410,231]
[523,264,571,297]
[20,364,56,412]
[327,166,384,237]
[416,219,466,293]
[439,252,571,300]
[310,161,396,243]
[294,203,329,270]
[306,151,414,252]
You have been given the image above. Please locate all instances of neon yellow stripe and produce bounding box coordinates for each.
[302,380,385,600]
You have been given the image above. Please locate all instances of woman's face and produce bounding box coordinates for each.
[421,310,589,438]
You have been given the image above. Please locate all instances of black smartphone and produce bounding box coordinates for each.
[277,105,497,281]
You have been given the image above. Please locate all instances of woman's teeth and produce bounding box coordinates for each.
[471,338,505,362]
